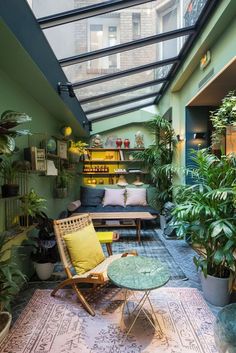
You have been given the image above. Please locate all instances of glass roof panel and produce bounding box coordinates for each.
[81,83,163,112]
[63,36,186,83]
[41,0,203,60]
[28,0,110,18]
[87,97,154,120]
[75,65,171,101]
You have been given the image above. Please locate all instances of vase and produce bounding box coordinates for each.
[35,262,54,280]
[124,139,130,148]
[116,138,122,148]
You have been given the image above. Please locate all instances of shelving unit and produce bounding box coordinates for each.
[82,148,146,185]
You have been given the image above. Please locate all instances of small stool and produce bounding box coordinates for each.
[96,231,119,256]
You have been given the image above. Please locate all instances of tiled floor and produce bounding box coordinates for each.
[12,227,228,321]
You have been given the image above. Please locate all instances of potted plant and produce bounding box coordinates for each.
[0,110,31,156]
[0,233,25,342]
[210,91,236,154]
[0,158,21,197]
[20,189,46,227]
[171,149,236,306]
[68,140,88,163]
[23,213,58,280]
[55,169,72,199]
[133,115,178,209]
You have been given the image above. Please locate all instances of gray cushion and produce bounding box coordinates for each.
[80,186,105,206]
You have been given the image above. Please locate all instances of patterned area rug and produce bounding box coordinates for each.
[52,228,187,281]
[1,288,217,353]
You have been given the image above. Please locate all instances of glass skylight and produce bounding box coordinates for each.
[27,0,211,120]
[81,83,163,112]
[86,97,155,120]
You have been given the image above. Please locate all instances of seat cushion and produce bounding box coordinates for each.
[75,253,132,281]
[80,186,105,206]
[63,223,105,275]
[72,204,159,215]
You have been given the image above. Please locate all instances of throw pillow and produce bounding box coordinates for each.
[63,223,105,275]
[67,199,81,212]
[80,186,105,206]
[126,188,147,206]
[103,188,125,207]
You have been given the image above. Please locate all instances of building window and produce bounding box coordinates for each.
[88,17,120,71]
[132,13,141,40]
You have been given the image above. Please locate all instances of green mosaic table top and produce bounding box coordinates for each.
[107,256,170,291]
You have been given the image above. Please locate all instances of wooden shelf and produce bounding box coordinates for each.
[83,160,142,163]
[87,148,145,151]
[80,172,148,176]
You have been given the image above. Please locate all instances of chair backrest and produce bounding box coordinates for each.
[53,213,92,277]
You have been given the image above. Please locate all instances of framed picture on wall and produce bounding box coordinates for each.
[57,140,68,159]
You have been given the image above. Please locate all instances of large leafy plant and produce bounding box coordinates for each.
[0,110,31,155]
[134,115,177,207]
[172,149,236,278]
[20,189,46,218]
[0,233,26,311]
[210,91,236,147]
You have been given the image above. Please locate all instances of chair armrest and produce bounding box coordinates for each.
[86,272,105,282]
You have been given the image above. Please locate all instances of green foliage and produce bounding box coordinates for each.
[0,233,26,311]
[0,157,20,184]
[171,149,236,278]
[134,115,177,207]
[210,91,236,146]
[20,189,47,218]
[56,169,73,189]
[0,110,31,155]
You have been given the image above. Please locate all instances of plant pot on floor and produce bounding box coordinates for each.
[0,312,12,343]
[200,271,232,307]
[35,262,54,280]
[1,184,19,197]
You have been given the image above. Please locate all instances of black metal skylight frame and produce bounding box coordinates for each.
[84,91,159,114]
[36,0,219,121]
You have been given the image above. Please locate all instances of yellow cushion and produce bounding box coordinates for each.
[96,231,114,244]
[63,223,105,275]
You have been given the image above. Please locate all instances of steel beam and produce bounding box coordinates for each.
[84,92,160,114]
[60,26,195,66]
[78,78,166,103]
[38,0,156,29]
[73,57,178,89]
[87,103,154,122]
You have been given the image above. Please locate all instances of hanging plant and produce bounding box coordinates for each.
[210,91,236,146]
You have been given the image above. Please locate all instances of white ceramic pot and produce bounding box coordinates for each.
[200,271,231,307]
[0,312,12,343]
[35,262,54,280]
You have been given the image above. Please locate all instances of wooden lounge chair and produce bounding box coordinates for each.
[51,213,137,316]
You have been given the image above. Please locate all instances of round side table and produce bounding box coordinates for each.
[107,256,170,339]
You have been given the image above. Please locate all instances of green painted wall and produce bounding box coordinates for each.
[0,68,81,228]
[157,0,236,183]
